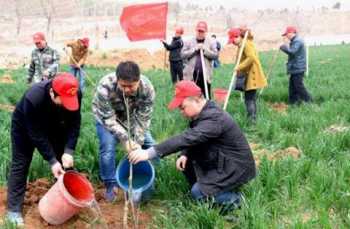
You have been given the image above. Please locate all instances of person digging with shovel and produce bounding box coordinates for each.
[6,73,82,226]
[65,37,90,91]
[227,27,267,123]
[128,80,256,214]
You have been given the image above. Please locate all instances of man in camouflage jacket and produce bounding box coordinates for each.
[27,32,60,84]
[92,61,156,202]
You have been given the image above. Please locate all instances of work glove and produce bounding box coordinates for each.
[51,162,65,178]
[61,153,74,169]
[128,148,149,164]
[123,140,141,153]
[176,155,188,171]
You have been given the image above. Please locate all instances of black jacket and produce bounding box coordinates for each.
[11,80,81,164]
[280,35,306,75]
[162,36,183,62]
[154,101,256,195]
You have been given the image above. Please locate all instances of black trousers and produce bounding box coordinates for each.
[244,90,257,121]
[289,73,312,105]
[193,69,211,99]
[7,125,64,212]
[170,61,183,84]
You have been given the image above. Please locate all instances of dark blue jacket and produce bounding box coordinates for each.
[162,36,183,62]
[154,101,256,195]
[12,80,81,165]
[280,35,306,75]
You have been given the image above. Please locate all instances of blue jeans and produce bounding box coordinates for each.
[69,65,85,91]
[96,121,156,187]
[191,183,241,206]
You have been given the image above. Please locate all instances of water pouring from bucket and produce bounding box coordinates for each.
[116,157,155,205]
[38,170,95,225]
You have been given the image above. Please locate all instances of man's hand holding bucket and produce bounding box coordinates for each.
[128,147,158,164]
[51,162,65,178]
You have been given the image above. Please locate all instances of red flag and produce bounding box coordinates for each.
[120,2,168,41]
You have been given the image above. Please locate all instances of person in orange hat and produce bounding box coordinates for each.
[227,27,267,123]
[128,80,256,212]
[161,26,184,84]
[27,32,60,84]
[280,26,312,105]
[182,21,218,99]
[6,73,82,226]
[65,37,90,91]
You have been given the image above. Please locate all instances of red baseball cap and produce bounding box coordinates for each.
[196,21,208,32]
[33,32,45,43]
[227,28,241,44]
[168,80,202,110]
[79,37,89,47]
[52,73,79,111]
[282,26,297,36]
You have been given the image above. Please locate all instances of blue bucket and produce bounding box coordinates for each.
[116,157,155,203]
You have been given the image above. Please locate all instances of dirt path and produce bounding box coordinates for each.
[0,178,151,228]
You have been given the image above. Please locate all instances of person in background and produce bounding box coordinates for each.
[128,80,256,213]
[280,26,312,105]
[6,73,81,226]
[227,27,267,123]
[211,34,221,68]
[161,26,184,84]
[92,61,156,202]
[27,32,60,84]
[182,21,218,99]
[65,37,89,91]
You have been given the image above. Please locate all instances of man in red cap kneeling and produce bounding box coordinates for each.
[128,80,256,213]
[6,73,82,226]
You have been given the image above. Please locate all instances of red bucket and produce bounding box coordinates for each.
[213,88,228,104]
[38,171,94,225]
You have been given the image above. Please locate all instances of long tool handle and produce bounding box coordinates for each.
[223,31,249,111]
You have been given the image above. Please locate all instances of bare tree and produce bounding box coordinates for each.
[333,2,341,10]
[14,0,23,36]
[40,0,56,38]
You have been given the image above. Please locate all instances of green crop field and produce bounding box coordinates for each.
[1,44,350,228]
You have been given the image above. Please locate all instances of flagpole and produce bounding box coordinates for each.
[223,31,249,111]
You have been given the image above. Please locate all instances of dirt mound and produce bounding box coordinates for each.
[0,74,15,84]
[324,124,349,134]
[0,104,15,112]
[0,178,151,228]
[251,143,301,166]
[268,102,288,114]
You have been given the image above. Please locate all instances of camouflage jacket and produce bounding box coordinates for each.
[27,46,60,83]
[92,73,155,145]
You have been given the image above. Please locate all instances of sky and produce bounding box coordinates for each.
[186,0,350,10]
[122,0,350,10]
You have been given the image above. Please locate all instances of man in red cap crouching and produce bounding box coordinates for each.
[6,73,82,226]
[128,80,256,213]
[65,37,90,91]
